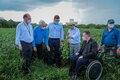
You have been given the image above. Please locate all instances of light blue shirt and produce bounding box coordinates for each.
[68,27,81,44]
[47,22,64,40]
[33,26,48,47]
[15,22,33,46]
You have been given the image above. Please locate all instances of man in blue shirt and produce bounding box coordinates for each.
[47,15,64,67]
[67,21,81,56]
[15,13,33,74]
[33,20,50,59]
[98,19,120,58]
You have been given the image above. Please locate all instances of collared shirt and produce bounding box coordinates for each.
[47,22,64,40]
[100,27,120,48]
[15,22,33,46]
[68,27,81,44]
[32,26,48,47]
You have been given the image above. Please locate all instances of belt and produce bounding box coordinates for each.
[49,38,60,40]
[69,43,80,45]
[20,41,32,44]
[105,45,116,47]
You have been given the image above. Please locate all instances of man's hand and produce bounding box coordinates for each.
[33,47,37,52]
[60,42,64,46]
[116,48,120,55]
[68,36,73,39]
[98,45,102,50]
[79,56,83,59]
[75,52,79,55]
[47,46,50,52]
[19,46,22,51]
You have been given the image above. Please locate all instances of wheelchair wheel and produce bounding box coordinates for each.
[86,60,103,80]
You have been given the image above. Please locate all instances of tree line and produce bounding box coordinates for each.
[0,18,37,28]
[0,18,120,29]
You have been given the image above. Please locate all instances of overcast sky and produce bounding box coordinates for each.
[0,0,120,24]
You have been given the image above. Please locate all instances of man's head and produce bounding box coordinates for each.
[107,19,115,29]
[70,23,76,29]
[82,31,91,41]
[54,15,60,25]
[23,13,31,24]
[39,20,47,29]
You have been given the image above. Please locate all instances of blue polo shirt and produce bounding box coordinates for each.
[100,27,120,48]
[32,26,48,47]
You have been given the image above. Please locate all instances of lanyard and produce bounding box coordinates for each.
[53,24,59,31]
[23,22,31,36]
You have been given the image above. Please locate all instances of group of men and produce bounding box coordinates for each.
[16,13,64,74]
[15,13,120,80]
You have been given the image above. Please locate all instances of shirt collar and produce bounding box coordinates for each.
[70,27,76,30]
[39,26,46,30]
[23,21,30,26]
[107,27,115,32]
[86,38,92,43]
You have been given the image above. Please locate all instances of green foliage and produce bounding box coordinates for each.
[0,28,120,80]
[0,18,120,29]
[0,19,37,28]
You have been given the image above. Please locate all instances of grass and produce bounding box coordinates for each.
[0,28,120,80]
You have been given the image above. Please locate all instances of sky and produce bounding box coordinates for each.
[0,0,120,24]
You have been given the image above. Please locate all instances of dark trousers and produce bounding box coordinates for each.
[21,41,32,73]
[104,46,117,59]
[47,38,61,67]
[69,55,89,76]
[36,43,43,59]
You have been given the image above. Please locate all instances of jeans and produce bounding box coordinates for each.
[69,43,80,56]
[104,46,117,59]
[69,55,89,76]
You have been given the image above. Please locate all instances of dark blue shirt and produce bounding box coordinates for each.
[100,27,120,48]
[32,26,48,47]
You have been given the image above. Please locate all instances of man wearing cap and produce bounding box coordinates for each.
[33,20,50,60]
[98,19,120,58]
[47,15,64,67]
[15,13,33,74]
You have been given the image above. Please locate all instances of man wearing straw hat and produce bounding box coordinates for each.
[67,19,81,77]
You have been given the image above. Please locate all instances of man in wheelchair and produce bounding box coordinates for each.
[69,31,98,80]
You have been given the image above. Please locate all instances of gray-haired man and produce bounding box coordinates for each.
[33,20,50,59]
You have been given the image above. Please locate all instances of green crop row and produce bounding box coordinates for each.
[0,28,120,80]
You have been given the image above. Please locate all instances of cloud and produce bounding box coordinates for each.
[0,0,66,11]
[0,0,120,24]
[0,1,84,24]
[72,0,120,24]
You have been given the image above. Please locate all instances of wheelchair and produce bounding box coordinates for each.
[86,60,103,80]
[85,50,103,80]
[78,51,103,80]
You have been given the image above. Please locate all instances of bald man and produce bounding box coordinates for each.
[16,13,33,74]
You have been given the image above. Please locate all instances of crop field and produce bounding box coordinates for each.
[0,28,120,80]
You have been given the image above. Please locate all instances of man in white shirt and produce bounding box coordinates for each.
[67,20,81,77]
[15,13,33,74]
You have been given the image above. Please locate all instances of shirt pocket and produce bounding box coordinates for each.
[22,27,29,35]
[55,27,61,31]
